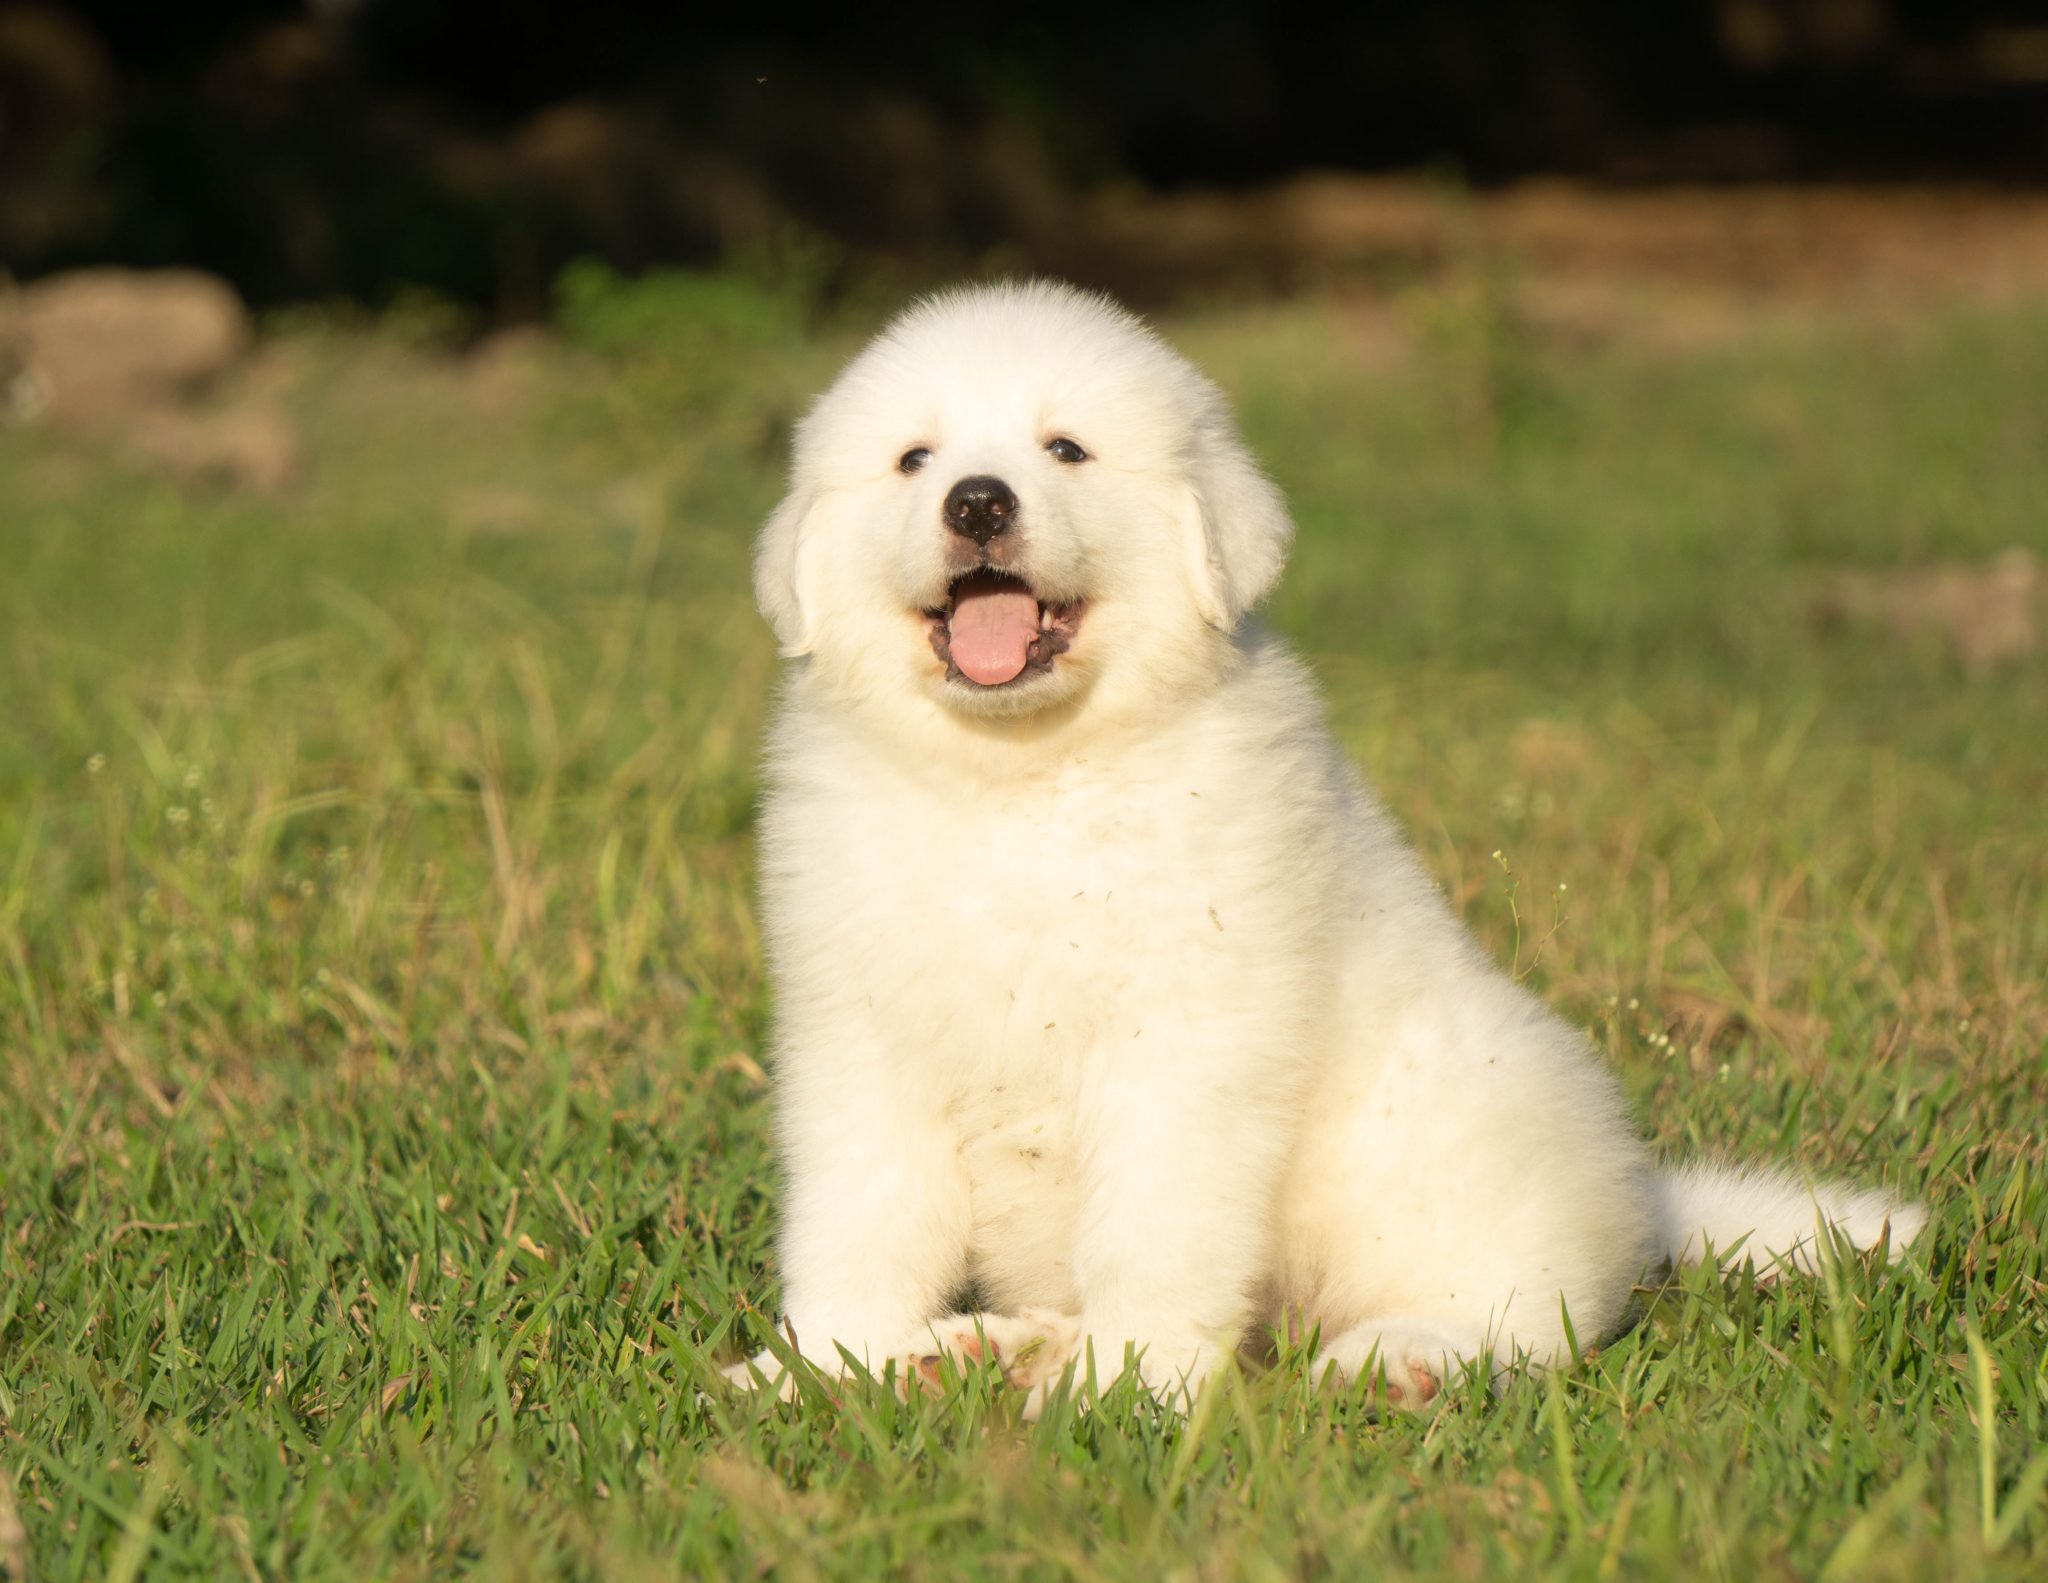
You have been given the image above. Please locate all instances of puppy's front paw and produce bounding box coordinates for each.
[1035,1323,1224,1417]
[719,1348,803,1402]
[908,1308,1081,1393]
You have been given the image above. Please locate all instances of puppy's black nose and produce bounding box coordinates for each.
[943,475,1017,546]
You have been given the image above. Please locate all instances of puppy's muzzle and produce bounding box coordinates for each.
[944,476,1016,547]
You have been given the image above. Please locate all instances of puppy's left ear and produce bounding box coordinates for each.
[754,486,822,656]
[1181,418,1294,630]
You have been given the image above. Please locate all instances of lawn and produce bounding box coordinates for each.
[1,264,2043,1579]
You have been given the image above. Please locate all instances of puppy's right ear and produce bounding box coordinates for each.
[753,487,820,656]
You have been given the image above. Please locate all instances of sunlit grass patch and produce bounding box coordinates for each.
[1,274,2042,1578]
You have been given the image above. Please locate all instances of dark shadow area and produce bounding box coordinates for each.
[5,1,2048,310]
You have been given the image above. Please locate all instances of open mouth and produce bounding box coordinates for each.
[925,570,1086,689]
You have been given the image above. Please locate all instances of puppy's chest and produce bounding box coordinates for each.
[795,770,1218,1060]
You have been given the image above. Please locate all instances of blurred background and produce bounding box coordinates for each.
[8,1,2048,308]
[4,1,2044,674]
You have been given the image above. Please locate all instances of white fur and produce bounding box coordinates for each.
[735,280,1925,1411]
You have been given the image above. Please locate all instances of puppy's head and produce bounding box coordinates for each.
[756,280,1292,728]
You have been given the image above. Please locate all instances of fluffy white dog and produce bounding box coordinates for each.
[732,280,1924,1411]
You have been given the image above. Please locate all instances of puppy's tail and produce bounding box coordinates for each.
[1657,1162,1927,1276]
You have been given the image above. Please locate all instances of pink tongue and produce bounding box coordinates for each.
[947,584,1041,685]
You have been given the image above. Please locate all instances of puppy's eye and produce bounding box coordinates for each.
[1046,437,1087,464]
[898,447,932,475]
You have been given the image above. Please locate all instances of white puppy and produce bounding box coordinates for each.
[733,280,1924,1410]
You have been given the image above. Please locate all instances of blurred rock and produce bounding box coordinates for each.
[1809,548,2042,675]
[1046,174,2048,309]
[1,266,307,494]
[8,268,252,426]
[460,324,577,416]
[125,407,302,496]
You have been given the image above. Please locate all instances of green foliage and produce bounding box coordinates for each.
[552,236,843,371]
[546,245,847,470]
[0,278,2043,1578]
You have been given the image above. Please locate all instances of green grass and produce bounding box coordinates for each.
[1,272,2044,1579]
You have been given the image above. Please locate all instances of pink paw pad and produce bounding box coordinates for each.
[1383,1360,1440,1406]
